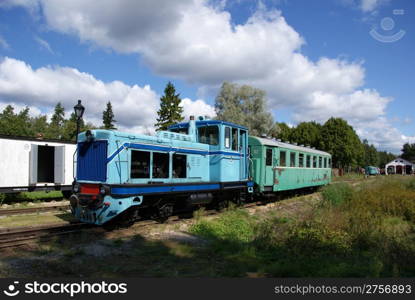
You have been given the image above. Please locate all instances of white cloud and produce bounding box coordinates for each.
[354,117,415,153]
[0,102,42,116]
[34,36,54,54]
[0,0,407,152]
[0,57,214,134]
[359,0,389,12]
[180,98,216,120]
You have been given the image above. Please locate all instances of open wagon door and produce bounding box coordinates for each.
[29,144,38,184]
[54,145,65,184]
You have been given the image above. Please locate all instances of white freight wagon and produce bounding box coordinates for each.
[0,135,76,197]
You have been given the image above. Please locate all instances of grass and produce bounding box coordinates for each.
[332,172,365,182]
[1,176,414,278]
[0,191,63,206]
[0,212,74,228]
[187,176,415,277]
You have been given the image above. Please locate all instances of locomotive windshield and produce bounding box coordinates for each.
[197,126,219,145]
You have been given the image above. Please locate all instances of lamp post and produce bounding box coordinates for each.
[73,99,85,143]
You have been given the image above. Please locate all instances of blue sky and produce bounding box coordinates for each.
[0,0,413,153]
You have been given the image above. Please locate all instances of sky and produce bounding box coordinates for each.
[0,0,414,153]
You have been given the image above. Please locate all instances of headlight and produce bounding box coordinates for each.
[100,186,106,195]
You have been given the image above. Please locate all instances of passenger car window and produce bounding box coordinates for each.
[266,148,272,166]
[198,126,219,145]
[290,152,296,167]
[306,155,311,168]
[153,152,169,178]
[131,151,150,178]
[319,157,322,168]
[280,151,286,167]
[313,156,317,168]
[299,153,304,168]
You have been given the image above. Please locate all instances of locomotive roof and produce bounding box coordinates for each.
[168,120,248,130]
[251,136,331,156]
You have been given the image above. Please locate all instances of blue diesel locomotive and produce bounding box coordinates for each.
[70,117,254,225]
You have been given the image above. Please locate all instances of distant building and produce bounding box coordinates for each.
[385,158,414,175]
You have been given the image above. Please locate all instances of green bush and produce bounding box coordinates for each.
[188,177,415,277]
[253,217,294,250]
[321,183,354,207]
[286,223,352,256]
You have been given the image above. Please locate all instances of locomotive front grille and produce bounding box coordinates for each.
[77,140,108,182]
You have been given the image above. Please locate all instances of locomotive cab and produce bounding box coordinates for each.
[169,117,249,182]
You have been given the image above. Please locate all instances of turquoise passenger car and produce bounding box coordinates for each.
[249,137,332,193]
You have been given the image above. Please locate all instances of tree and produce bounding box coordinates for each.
[0,105,17,135]
[320,117,364,169]
[289,121,322,148]
[362,139,378,166]
[46,102,65,139]
[102,101,116,129]
[377,151,396,168]
[61,112,81,141]
[30,115,48,137]
[275,122,292,142]
[0,105,33,136]
[401,143,415,162]
[215,81,278,136]
[155,82,184,131]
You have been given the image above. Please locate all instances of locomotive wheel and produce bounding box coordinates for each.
[153,203,174,223]
[233,193,246,206]
[216,199,229,211]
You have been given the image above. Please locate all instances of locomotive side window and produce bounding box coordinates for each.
[280,151,286,167]
[290,152,296,167]
[306,155,311,168]
[299,153,304,168]
[240,130,246,152]
[313,156,317,168]
[198,126,219,145]
[153,152,169,178]
[224,127,230,148]
[173,154,187,178]
[131,151,150,178]
[232,128,238,151]
[266,148,272,166]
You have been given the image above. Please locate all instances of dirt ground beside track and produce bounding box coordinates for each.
[0,191,321,277]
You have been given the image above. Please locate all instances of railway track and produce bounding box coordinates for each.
[0,202,261,249]
[0,192,316,249]
[0,223,93,249]
[0,204,70,217]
